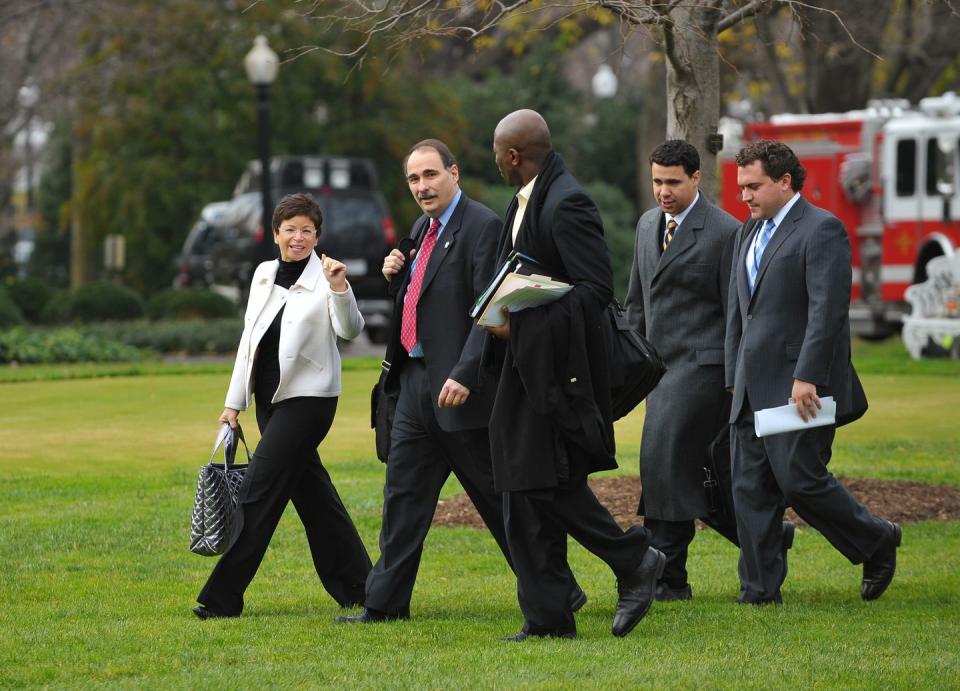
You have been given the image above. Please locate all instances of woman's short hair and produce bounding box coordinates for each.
[272,192,323,235]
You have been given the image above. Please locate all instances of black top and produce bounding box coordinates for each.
[274,254,310,289]
[254,255,311,404]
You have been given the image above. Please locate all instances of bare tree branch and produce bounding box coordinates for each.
[717,0,772,33]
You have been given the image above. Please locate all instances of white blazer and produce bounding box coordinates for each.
[225,252,364,410]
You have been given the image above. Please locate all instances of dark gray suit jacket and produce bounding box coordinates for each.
[625,195,739,520]
[724,196,867,425]
[382,193,501,432]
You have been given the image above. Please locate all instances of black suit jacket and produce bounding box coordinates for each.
[382,193,501,432]
[485,152,617,492]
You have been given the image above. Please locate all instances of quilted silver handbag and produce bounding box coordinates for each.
[189,424,251,556]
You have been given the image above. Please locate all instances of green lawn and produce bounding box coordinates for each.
[0,347,958,688]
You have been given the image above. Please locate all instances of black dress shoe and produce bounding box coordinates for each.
[782,521,796,551]
[570,586,588,613]
[781,520,796,583]
[193,606,239,620]
[654,582,692,602]
[862,521,902,601]
[334,607,408,624]
[501,630,575,642]
[611,547,666,637]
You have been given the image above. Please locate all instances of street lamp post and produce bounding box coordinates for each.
[244,35,279,263]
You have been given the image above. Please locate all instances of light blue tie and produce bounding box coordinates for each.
[748,219,775,295]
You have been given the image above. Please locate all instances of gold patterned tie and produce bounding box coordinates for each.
[662,219,678,252]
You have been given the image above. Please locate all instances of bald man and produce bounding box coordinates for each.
[479,109,665,640]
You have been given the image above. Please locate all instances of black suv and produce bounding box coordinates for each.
[175,156,396,342]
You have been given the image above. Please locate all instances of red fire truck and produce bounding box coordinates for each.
[720,92,960,338]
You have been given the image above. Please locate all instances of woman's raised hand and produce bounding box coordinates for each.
[322,254,348,292]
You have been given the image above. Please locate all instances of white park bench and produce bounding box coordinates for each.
[901,253,960,359]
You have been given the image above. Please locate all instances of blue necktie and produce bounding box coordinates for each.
[748,219,775,295]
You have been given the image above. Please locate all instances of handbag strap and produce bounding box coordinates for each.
[209,423,252,467]
[231,425,252,466]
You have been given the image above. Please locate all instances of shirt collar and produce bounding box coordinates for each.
[517,175,537,204]
[767,192,801,229]
[434,188,462,235]
[667,192,700,227]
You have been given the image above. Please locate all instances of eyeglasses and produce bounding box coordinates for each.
[279,227,317,238]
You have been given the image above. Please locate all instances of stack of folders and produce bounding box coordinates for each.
[469,250,572,327]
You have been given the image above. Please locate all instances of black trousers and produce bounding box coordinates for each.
[504,484,649,636]
[364,359,517,615]
[731,404,888,602]
[645,512,739,589]
[197,396,371,615]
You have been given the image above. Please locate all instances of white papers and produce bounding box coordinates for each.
[754,396,837,437]
[476,272,572,327]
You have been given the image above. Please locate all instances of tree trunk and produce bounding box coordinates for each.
[69,128,94,287]
[662,8,722,198]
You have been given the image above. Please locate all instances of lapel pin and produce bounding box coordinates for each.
[444,240,450,249]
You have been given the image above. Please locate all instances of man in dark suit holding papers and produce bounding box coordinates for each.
[482,109,664,641]
[725,140,901,605]
[337,139,584,625]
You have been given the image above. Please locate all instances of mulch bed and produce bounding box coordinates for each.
[433,476,960,530]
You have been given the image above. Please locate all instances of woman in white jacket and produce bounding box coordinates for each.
[195,193,372,619]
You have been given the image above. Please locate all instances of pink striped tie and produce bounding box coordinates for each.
[400,218,440,353]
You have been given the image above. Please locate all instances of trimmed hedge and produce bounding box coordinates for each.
[0,286,25,329]
[37,281,146,323]
[0,327,143,364]
[147,289,237,320]
[3,278,52,323]
[6,281,237,326]
[83,318,242,354]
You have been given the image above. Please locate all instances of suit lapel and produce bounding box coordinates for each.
[248,260,279,323]
[751,198,805,297]
[398,216,431,303]
[420,195,467,295]
[293,252,323,292]
[738,218,760,313]
[653,199,704,282]
[644,211,664,271]
[498,195,520,261]
[637,213,661,287]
